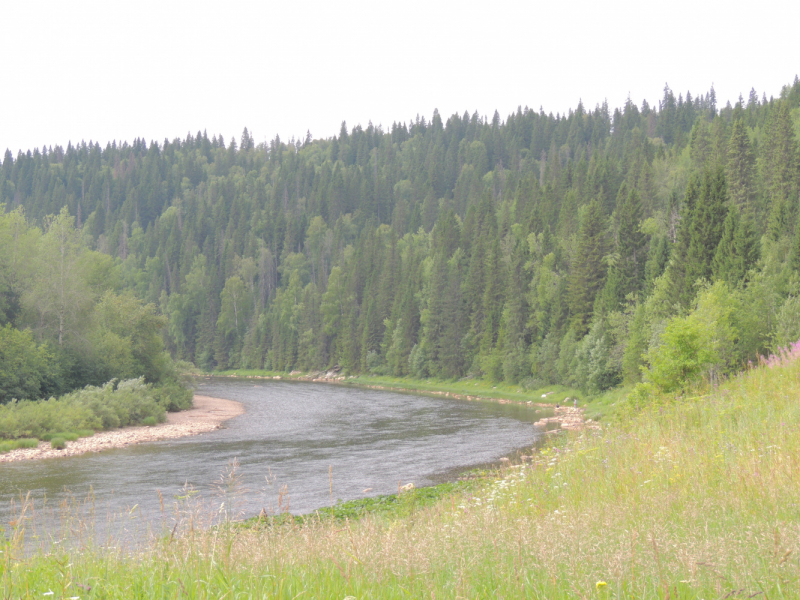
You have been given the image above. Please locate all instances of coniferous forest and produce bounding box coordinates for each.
[2,78,800,403]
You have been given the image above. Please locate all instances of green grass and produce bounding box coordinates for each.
[247,479,482,528]
[0,437,39,453]
[4,358,800,597]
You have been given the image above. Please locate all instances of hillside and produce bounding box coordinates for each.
[2,78,800,399]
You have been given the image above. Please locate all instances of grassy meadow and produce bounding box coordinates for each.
[3,357,800,598]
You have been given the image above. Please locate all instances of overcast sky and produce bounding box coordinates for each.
[2,0,799,155]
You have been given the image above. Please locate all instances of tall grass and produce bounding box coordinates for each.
[3,356,799,598]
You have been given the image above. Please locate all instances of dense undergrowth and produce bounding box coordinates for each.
[3,347,799,598]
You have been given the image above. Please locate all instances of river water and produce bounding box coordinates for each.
[0,379,552,535]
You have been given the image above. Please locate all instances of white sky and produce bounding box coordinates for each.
[2,0,798,155]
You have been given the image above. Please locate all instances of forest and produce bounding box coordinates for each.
[2,77,800,404]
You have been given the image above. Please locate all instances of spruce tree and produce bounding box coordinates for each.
[726,118,757,214]
[666,175,700,304]
[568,199,609,336]
[712,208,758,284]
[682,167,728,304]
[760,101,799,229]
[599,186,647,313]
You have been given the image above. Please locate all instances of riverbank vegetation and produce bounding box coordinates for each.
[0,378,174,443]
[0,205,193,447]
[3,333,799,598]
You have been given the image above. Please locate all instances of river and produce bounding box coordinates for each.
[0,379,553,537]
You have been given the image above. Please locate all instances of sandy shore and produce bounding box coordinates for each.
[0,395,244,463]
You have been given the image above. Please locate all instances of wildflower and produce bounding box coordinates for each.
[596,581,608,590]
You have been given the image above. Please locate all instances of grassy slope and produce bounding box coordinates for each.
[4,360,800,598]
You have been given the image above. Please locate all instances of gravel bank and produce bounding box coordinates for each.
[0,395,244,463]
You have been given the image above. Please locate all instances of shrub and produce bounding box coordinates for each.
[142,416,157,427]
[0,377,177,441]
[50,437,66,449]
[150,381,192,412]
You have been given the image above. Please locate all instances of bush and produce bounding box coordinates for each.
[142,416,157,427]
[0,377,178,441]
[150,381,192,412]
[50,437,66,449]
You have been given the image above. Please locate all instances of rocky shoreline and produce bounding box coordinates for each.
[0,395,244,463]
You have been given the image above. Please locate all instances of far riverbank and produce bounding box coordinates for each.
[206,370,600,431]
[0,395,244,463]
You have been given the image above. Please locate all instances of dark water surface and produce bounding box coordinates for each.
[0,380,550,531]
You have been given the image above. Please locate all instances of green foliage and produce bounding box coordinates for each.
[0,324,58,404]
[644,281,740,391]
[50,436,66,449]
[150,380,193,412]
[573,319,622,393]
[92,291,171,384]
[3,78,800,405]
[0,378,166,440]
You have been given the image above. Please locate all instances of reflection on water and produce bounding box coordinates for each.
[0,379,553,532]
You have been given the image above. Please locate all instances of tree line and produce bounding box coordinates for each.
[2,77,800,399]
